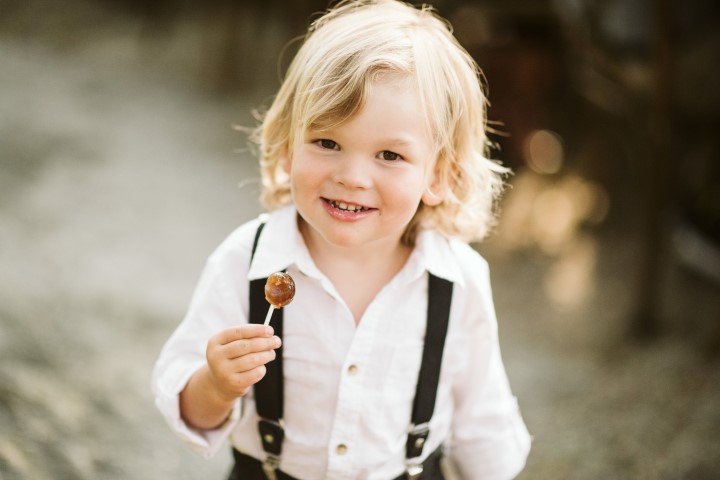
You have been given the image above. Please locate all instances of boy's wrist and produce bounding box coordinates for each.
[201,364,241,405]
[180,364,238,430]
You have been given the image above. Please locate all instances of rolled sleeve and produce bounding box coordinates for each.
[151,223,255,458]
[152,361,242,458]
[448,337,532,479]
[447,256,532,479]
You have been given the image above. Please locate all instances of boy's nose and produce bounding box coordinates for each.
[332,156,372,189]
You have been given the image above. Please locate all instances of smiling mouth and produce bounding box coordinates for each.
[325,199,372,212]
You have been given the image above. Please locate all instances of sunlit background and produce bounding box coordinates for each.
[1,0,718,478]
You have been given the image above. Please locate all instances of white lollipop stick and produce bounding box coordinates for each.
[264,305,275,326]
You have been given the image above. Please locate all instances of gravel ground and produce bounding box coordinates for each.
[1,5,719,479]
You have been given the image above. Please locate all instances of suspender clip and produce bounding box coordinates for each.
[408,422,430,436]
[258,418,285,456]
[405,462,424,479]
[261,454,280,480]
[258,417,284,479]
[406,422,430,459]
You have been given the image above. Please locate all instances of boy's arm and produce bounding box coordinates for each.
[179,325,281,430]
[446,254,531,479]
[151,220,265,458]
[179,365,236,430]
[448,338,531,479]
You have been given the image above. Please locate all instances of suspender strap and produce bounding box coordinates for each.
[247,223,454,474]
[249,223,285,461]
[406,274,453,461]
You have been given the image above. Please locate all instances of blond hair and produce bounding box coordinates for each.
[253,0,508,243]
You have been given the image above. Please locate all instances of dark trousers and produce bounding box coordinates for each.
[228,448,446,480]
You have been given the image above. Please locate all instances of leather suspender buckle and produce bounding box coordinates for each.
[406,422,430,459]
[258,417,284,479]
[258,418,285,456]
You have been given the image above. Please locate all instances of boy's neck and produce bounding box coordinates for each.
[299,219,412,324]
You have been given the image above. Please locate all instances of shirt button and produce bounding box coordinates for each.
[335,444,348,455]
[347,364,358,376]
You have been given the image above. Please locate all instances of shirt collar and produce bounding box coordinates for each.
[248,205,465,287]
[396,228,465,287]
[247,205,312,280]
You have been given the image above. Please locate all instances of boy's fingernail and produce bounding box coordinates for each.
[265,325,274,336]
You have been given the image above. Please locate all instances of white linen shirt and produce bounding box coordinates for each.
[152,205,531,480]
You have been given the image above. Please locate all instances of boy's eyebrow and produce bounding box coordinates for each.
[387,138,412,145]
[379,137,418,147]
[304,128,335,138]
[305,131,415,144]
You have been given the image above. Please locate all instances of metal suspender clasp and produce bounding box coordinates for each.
[261,454,280,480]
[406,422,430,458]
[405,462,424,480]
[258,417,284,480]
[405,422,430,479]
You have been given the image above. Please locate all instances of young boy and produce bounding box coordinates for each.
[152,1,531,478]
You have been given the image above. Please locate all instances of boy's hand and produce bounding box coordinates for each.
[206,324,281,401]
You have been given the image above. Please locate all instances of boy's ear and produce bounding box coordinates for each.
[421,164,444,206]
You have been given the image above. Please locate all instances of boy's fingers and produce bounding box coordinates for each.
[237,365,267,388]
[216,324,274,345]
[225,338,281,360]
[230,349,277,372]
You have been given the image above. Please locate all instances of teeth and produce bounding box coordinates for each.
[331,200,365,212]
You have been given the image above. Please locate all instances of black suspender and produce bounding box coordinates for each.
[406,274,453,466]
[248,223,453,479]
[249,223,285,476]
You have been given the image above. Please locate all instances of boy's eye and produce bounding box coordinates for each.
[316,139,339,150]
[380,150,401,161]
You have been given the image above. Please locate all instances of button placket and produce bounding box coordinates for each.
[326,299,383,478]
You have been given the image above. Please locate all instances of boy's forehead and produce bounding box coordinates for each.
[297,74,418,127]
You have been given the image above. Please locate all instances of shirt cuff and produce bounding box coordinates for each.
[451,410,532,480]
[154,368,242,459]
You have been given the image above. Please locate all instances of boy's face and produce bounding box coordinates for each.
[285,78,442,252]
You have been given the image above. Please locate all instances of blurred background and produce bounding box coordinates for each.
[1,0,718,478]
